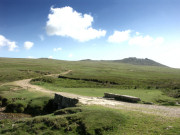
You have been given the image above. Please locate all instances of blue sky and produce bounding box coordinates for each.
[0,0,180,68]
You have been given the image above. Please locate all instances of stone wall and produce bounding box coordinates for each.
[104,93,141,103]
[54,94,79,109]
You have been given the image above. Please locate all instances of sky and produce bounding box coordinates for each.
[0,0,180,68]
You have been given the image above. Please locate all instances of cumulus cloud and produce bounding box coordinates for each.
[0,35,18,51]
[129,35,164,47]
[108,30,131,43]
[107,30,164,47]
[24,41,34,50]
[46,6,106,42]
[53,47,62,52]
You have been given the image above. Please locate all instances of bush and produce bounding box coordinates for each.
[17,107,24,113]
[25,104,44,115]
[2,98,11,107]
[162,101,176,106]
[5,103,25,113]
[4,97,56,115]
[163,89,180,98]
[24,97,51,115]
[6,103,18,113]
[31,77,55,83]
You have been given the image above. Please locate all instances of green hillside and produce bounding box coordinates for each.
[114,57,167,67]
[1,57,180,90]
[0,57,180,134]
[0,57,180,99]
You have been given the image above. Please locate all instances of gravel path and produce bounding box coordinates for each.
[12,71,180,118]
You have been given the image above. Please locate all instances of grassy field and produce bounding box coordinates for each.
[0,57,180,134]
[0,85,54,115]
[0,58,68,83]
[0,105,180,135]
[1,58,180,90]
[32,78,179,105]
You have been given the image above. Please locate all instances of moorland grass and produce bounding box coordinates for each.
[0,57,180,99]
[0,57,179,135]
[0,85,54,115]
[1,57,180,90]
[32,78,179,105]
[0,105,179,135]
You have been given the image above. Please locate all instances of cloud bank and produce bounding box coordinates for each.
[108,30,164,46]
[46,6,106,42]
[0,35,18,51]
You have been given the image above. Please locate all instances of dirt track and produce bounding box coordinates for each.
[13,70,180,118]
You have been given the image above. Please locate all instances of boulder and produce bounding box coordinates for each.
[104,93,141,103]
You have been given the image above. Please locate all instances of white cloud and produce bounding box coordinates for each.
[27,56,35,59]
[129,35,164,47]
[53,47,62,52]
[39,35,44,41]
[24,41,34,50]
[107,30,164,47]
[46,6,106,42]
[108,30,131,43]
[68,54,73,58]
[0,35,18,51]
[48,56,53,59]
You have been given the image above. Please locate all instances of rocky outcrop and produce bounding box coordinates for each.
[104,93,141,103]
[54,94,79,109]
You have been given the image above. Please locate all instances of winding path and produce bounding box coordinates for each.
[13,70,180,118]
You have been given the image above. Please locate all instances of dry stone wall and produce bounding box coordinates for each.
[54,94,79,109]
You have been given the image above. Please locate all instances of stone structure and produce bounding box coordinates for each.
[104,93,141,103]
[54,94,79,109]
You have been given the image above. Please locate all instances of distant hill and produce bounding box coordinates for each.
[80,59,92,61]
[80,57,167,67]
[113,57,167,67]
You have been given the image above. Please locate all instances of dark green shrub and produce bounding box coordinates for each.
[24,97,52,115]
[31,77,55,83]
[155,86,159,89]
[162,101,176,106]
[6,103,18,113]
[5,103,25,113]
[163,89,180,98]
[0,101,2,106]
[2,98,11,107]
[25,104,44,115]
[17,107,24,113]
